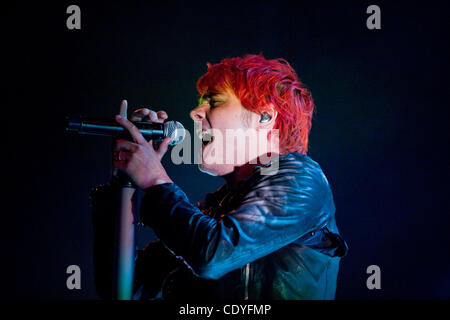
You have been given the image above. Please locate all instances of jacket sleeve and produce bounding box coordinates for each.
[139,161,334,280]
[90,184,181,299]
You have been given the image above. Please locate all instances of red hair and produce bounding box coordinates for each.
[196,54,314,155]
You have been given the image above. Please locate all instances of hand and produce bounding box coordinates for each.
[113,100,173,189]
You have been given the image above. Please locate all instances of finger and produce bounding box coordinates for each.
[130,108,151,121]
[112,167,119,178]
[115,115,147,145]
[113,160,129,171]
[113,150,132,161]
[156,137,171,159]
[113,138,139,152]
[147,110,159,122]
[130,108,168,123]
[118,151,132,161]
[119,100,128,119]
[156,110,168,121]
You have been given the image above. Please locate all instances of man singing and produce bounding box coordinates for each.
[91,54,347,300]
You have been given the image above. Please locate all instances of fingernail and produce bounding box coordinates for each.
[116,115,122,119]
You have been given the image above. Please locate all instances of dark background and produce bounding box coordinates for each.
[2,1,449,300]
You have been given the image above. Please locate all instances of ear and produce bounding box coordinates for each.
[257,105,280,155]
[258,105,277,128]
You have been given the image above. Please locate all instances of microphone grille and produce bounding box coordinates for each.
[164,121,186,146]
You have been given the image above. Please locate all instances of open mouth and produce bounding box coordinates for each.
[201,130,214,148]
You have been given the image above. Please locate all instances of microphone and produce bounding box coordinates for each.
[66,116,186,146]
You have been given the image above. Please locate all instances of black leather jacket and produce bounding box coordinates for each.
[91,152,347,300]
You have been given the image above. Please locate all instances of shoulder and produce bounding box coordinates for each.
[238,153,334,213]
[251,153,331,191]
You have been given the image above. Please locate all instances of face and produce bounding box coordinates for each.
[190,89,274,176]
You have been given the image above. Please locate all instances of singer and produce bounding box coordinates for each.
[90,54,348,300]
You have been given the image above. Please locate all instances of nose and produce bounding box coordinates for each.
[190,104,207,122]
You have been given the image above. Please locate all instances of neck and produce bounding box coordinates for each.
[222,163,257,189]
[222,152,281,188]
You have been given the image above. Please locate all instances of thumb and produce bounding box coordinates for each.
[119,100,128,119]
[156,137,171,159]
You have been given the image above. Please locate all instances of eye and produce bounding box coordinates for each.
[210,99,223,108]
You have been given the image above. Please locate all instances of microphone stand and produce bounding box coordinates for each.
[112,171,136,300]
[66,113,182,300]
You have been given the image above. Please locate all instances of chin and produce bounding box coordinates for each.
[198,163,234,177]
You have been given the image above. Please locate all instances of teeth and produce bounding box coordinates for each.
[196,128,213,141]
[202,131,213,142]
[195,125,214,146]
